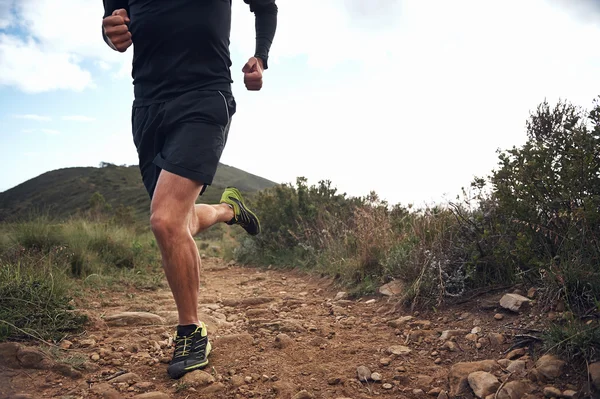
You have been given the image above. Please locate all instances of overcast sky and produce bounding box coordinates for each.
[1,0,599,206]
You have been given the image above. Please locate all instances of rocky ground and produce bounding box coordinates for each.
[1,257,598,399]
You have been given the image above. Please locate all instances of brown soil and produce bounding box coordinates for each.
[0,258,593,399]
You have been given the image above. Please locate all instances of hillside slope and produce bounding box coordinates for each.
[0,162,276,222]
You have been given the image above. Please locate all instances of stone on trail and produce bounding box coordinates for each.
[387,316,413,328]
[534,355,565,381]
[104,312,165,327]
[90,382,122,399]
[370,372,382,382]
[439,329,469,340]
[387,345,411,356]
[109,372,140,384]
[495,380,534,399]
[449,360,500,397]
[357,366,371,382]
[468,371,500,398]
[292,390,315,399]
[334,292,348,301]
[379,280,404,296]
[180,370,215,387]
[542,386,561,398]
[499,293,531,312]
[133,393,170,399]
[274,333,294,349]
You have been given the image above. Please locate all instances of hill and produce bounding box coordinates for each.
[0,162,277,222]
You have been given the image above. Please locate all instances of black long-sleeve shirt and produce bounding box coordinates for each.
[102,0,277,106]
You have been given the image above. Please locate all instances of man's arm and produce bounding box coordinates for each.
[102,0,130,51]
[244,0,278,69]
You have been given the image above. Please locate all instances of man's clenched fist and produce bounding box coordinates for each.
[103,9,132,52]
[242,57,264,91]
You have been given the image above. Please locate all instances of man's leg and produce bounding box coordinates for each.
[188,202,234,237]
[150,169,206,326]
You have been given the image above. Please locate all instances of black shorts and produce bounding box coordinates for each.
[131,89,236,199]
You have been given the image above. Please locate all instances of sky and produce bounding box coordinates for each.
[1,0,599,207]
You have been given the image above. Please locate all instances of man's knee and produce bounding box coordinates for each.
[150,210,186,242]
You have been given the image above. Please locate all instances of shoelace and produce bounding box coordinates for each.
[173,336,192,358]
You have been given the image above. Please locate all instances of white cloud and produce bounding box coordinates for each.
[62,115,96,122]
[40,128,60,135]
[14,114,51,121]
[0,34,93,92]
[0,0,126,93]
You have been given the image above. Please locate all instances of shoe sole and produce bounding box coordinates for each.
[166,341,212,379]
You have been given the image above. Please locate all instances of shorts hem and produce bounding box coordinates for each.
[153,154,215,193]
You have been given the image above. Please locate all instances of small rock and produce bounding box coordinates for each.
[292,390,314,399]
[90,353,100,361]
[496,380,533,399]
[413,389,425,395]
[442,341,458,352]
[449,360,500,397]
[379,280,404,296]
[371,372,382,382]
[231,375,245,387]
[506,348,526,360]
[387,345,411,355]
[200,382,226,395]
[494,313,504,321]
[133,382,155,392]
[562,390,578,399]
[91,382,122,399]
[327,377,342,385]
[104,312,165,327]
[468,371,500,398]
[543,386,561,398]
[79,339,96,348]
[245,376,253,383]
[274,333,293,349]
[439,329,469,340]
[387,316,413,328]
[133,393,169,399]
[428,388,442,396]
[438,391,449,399]
[527,288,537,299]
[489,333,506,346]
[435,358,442,365]
[471,327,482,334]
[60,340,73,350]
[466,333,479,342]
[506,360,527,375]
[365,299,376,304]
[180,370,215,387]
[334,292,348,301]
[535,355,565,380]
[109,372,140,384]
[500,293,531,312]
[357,366,371,382]
[382,383,393,390]
[380,358,391,366]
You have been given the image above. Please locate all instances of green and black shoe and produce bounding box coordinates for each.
[167,322,212,379]
[220,187,261,236]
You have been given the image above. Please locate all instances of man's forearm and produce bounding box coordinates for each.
[246,1,278,69]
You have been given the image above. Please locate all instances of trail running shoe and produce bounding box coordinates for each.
[220,187,261,236]
[167,322,212,379]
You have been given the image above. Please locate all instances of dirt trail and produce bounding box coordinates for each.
[0,258,592,399]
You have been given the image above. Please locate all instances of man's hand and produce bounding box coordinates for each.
[102,9,132,52]
[242,57,264,91]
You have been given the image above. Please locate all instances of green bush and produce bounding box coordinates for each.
[0,249,87,341]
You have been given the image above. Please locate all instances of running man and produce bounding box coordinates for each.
[101,0,277,379]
